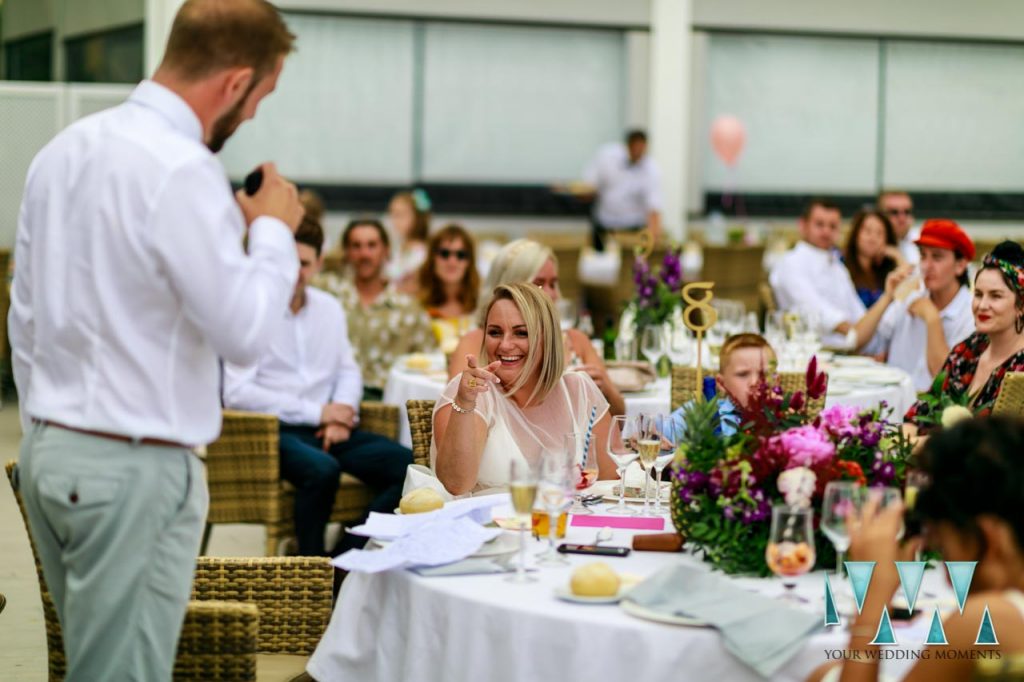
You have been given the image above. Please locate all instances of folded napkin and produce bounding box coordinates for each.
[624,565,821,678]
[333,518,501,573]
[348,493,510,540]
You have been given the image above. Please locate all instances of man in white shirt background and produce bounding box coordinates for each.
[852,220,975,391]
[582,129,663,250]
[877,189,921,265]
[9,2,304,679]
[769,199,867,348]
[225,217,413,557]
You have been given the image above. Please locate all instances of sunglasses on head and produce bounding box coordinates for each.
[886,208,913,217]
[438,248,469,261]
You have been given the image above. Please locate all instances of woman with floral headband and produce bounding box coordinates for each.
[904,241,1024,435]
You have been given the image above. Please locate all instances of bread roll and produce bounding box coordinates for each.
[399,488,445,514]
[570,562,620,597]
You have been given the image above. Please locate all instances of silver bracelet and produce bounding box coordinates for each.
[450,400,476,414]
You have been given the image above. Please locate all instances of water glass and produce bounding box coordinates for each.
[606,415,639,516]
[536,448,574,565]
[506,459,538,583]
[640,326,665,367]
[666,327,694,366]
[557,298,577,333]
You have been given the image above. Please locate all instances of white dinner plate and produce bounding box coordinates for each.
[555,585,632,605]
[619,598,707,626]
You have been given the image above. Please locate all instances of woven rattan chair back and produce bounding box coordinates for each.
[778,371,828,419]
[993,372,1024,418]
[407,399,436,468]
[670,366,699,410]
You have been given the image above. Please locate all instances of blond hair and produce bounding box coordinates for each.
[720,333,776,373]
[479,239,557,318]
[480,283,564,406]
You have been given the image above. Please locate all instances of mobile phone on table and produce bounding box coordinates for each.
[557,544,630,557]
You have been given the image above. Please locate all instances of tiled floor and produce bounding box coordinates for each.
[0,403,271,680]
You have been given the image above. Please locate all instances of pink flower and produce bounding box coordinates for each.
[779,425,835,467]
[819,405,861,438]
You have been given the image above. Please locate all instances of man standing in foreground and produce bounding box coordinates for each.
[9,1,303,679]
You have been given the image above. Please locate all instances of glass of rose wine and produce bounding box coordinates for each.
[766,504,816,602]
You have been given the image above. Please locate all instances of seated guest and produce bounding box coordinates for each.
[318,218,436,401]
[843,209,902,308]
[809,417,1024,682]
[433,283,614,495]
[225,217,413,556]
[851,220,975,391]
[904,241,1024,435]
[770,199,867,348]
[386,189,430,294]
[877,188,920,265]
[417,223,479,334]
[668,333,776,439]
[449,239,626,416]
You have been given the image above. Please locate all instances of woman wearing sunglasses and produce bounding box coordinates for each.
[418,224,480,346]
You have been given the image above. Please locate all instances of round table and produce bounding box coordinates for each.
[383,355,918,447]
[308,510,942,682]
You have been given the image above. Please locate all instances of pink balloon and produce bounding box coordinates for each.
[710,115,746,167]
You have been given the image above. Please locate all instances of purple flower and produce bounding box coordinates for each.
[780,425,836,467]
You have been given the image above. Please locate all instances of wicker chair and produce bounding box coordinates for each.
[993,372,1024,418]
[407,399,435,468]
[5,461,333,681]
[975,654,1024,681]
[669,366,827,418]
[203,402,399,556]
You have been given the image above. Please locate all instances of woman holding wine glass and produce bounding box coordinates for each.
[432,283,614,495]
[809,417,1024,682]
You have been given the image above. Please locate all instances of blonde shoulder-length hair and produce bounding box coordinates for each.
[480,282,564,406]
[478,239,558,318]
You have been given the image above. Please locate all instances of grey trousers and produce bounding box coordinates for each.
[17,422,208,681]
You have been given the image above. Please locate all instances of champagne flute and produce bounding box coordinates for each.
[507,459,538,583]
[820,481,864,577]
[766,504,816,602]
[606,415,639,516]
[650,414,678,515]
[636,413,660,516]
[536,448,574,566]
[640,326,664,368]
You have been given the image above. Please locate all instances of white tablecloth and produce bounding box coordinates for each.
[308,514,944,682]
[383,356,919,447]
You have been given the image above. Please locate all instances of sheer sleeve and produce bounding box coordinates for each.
[564,371,610,432]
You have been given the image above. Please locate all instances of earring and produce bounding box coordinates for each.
[1016,315,1024,334]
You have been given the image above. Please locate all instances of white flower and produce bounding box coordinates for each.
[941,405,973,428]
[778,467,817,509]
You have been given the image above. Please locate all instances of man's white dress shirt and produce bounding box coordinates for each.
[898,226,922,265]
[9,80,298,445]
[769,241,866,348]
[873,285,974,391]
[583,143,662,228]
[223,287,362,426]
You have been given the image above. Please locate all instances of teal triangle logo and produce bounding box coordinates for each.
[870,606,898,645]
[823,573,841,626]
[976,606,999,645]
[926,607,948,645]
[845,561,876,614]
[895,561,927,615]
[946,562,977,614]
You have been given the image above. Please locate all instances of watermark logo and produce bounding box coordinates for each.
[823,561,998,646]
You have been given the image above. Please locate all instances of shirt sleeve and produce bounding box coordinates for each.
[222,361,323,426]
[148,158,298,367]
[330,304,363,410]
[770,256,858,333]
[9,196,34,433]
[644,163,663,212]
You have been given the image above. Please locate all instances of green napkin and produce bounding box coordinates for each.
[624,565,822,678]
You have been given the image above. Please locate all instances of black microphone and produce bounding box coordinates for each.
[243,167,264,196]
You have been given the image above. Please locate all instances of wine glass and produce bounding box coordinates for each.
[666,327,693,367]
[635,413,661,516]
[557,298,577,333]
[535,448,574,566]
[606,415,639,516]
[766,504,816,601]
[506,459,539,583]
[640,326,664,368]
[868,486,906,541]
[820,481,864,577]
[649,414,678,515]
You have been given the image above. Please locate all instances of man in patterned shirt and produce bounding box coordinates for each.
[322,218,436,400]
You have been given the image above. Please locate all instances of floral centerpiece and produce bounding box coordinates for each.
[629,246,683,332]
[669,358,910,576]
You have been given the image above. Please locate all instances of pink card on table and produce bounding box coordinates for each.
[570,515,665,531]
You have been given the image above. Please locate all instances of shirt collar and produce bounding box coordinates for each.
[940,285,972,319]
[128,80,204,144]
[795,240,838,263]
